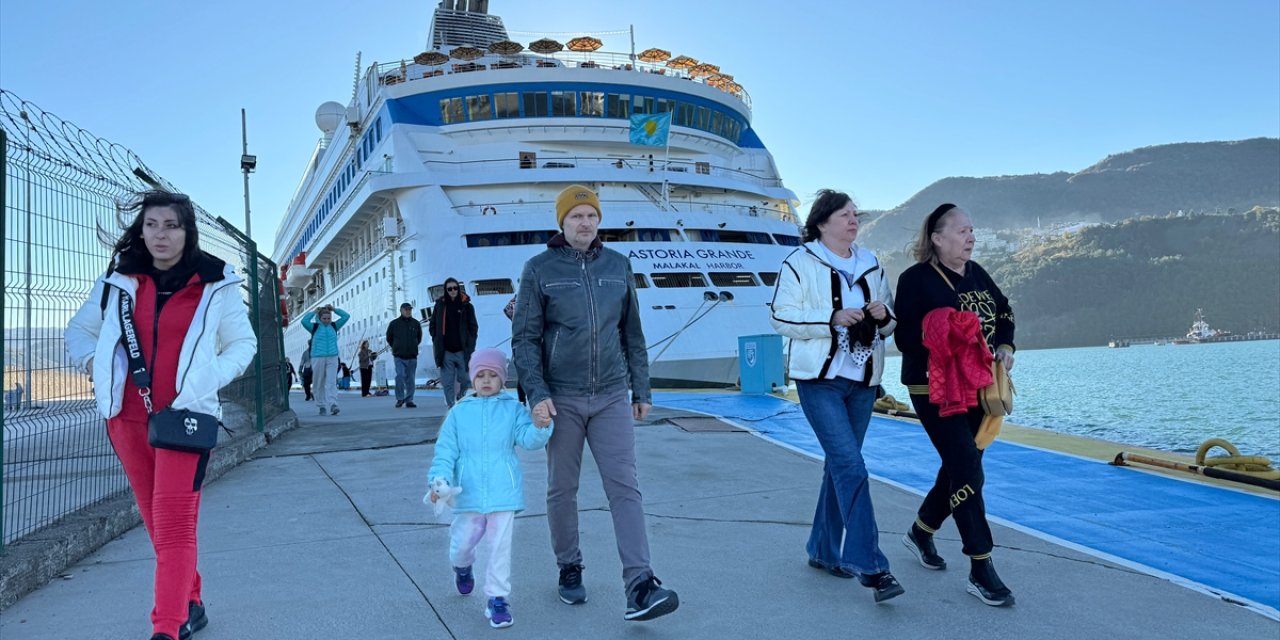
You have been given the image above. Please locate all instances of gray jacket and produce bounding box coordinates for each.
[512,236,651,407]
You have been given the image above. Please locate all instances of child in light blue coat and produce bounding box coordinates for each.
[428,348,552,629]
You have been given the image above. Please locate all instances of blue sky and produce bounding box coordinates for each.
[2,0,1277,247]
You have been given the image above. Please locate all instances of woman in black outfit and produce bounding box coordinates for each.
[893,203,1017,607]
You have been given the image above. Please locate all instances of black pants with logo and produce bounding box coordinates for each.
[909,395,994,557]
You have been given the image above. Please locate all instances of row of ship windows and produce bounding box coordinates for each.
[428,271,780,300]
[440,92,744,143]
[290,118,386,262]
[466,228,801,248]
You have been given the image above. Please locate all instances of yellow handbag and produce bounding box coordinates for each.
[980,360,1014,416]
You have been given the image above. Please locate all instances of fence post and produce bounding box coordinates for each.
[1,127,8,556]
[216,217,265,432]
[265,257,290,413]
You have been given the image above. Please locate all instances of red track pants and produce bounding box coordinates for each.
[108,416,208,639]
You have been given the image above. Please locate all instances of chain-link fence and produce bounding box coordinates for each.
[0,89,288,552]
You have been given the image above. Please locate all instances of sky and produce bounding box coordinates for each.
[2,0,1277,248]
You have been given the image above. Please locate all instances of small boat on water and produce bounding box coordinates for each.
[1108,338,1130,348]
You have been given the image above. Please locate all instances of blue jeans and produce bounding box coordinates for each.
[394,357,417,402]
[795,377,889,575]
[441,351,470,407]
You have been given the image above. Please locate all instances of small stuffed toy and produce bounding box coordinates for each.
[425,477,462,517]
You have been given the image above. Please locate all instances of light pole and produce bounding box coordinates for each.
[240,108,257,238]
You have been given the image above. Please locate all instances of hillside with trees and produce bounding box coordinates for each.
[861,138,1280,253]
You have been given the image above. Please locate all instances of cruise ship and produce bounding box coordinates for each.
[271,0,802,387]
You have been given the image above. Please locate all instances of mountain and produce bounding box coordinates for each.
[861,138,1280,252]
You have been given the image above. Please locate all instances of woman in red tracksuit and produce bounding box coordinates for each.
[65,191,258,640]
[893,203,1017,608]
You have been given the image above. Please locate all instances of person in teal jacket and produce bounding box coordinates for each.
[300,304,350,415]
[428,348,552,629]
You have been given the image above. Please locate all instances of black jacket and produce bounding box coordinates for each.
[386,315,424,360]
[429,292,478,366]
[894,260,1015,389]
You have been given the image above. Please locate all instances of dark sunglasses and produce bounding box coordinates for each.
[446,286,459,291]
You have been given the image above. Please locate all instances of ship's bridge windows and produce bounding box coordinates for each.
[634,273,650,289]
[650,272,708,288]
[709,272,760,287]
[495,92,520,118]
[466,230,557,247]
[772,234,801,246]
[688,229,773,244]
[523,91,549,117]
[597,228,675,243]
[634,96,656,114]
[606,93,631,118]
[441,97,465,124]
[551,91,575,116]
[580,92,605,117]
[758,272,779,287]
[473,279,515,295]
[467,95,493,121]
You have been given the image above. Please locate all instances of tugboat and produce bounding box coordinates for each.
[1174,309,1232,344]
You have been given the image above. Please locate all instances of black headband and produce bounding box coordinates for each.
[926,203,958,234]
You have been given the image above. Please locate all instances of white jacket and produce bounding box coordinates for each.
[769,242,896,383]
[64,263,258,420]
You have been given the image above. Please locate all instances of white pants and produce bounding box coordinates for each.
[312,355,339,410]
[449,511,515,598]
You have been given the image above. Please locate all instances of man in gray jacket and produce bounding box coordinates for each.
[512,184,678,622]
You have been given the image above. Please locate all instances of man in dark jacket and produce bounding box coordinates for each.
[429,278,478,407]
[512,184,677,622]
[386,302,424,408]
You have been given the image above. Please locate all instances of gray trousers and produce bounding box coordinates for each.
[441,350,470,407]
[546,390,652,593]
[312,355,339,410]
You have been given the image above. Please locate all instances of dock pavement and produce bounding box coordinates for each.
[2,390,1276,639]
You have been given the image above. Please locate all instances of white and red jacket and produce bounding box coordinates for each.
[65,260,258,421]
[769,241,897,383]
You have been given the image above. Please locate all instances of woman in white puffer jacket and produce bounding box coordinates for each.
[64,190,256,640]
[768,188,902,603]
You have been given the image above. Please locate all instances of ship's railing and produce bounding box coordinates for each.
[372,50,751,108]
[329,237,392,290]
[423,155,784,189]
[0,90,290,553]
[452,197,797,225]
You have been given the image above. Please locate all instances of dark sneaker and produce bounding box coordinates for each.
[968,557,1015,606]
[330,405,340,416]
[858,572,906,603]
[405,401,417,408]
[178,601,207,639]
[319,407,327,416]
[395,400,404,408]
[558,563,587,604]
[485,596,513,628]
[624,575,679,621]
[454,566,474,595]
[903,526,947,570]
[807,558,855,579]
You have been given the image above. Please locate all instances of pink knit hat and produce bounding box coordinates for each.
[469,348,508,385]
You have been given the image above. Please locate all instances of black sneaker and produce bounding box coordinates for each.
[318,407,327,416]
[902,526,947,570]
[179,601,207,639]
[405,401,417,408]
[967,557,1015,606]
[858,572,905,603]
[624,575,679,621]
[330,405,340,416]
[558,563,587,605]
[395,400,404,408]
[806,558,855,579]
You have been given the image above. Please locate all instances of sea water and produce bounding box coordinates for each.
[881,340,1280,460]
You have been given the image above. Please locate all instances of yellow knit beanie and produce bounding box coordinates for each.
[555,185,601,228]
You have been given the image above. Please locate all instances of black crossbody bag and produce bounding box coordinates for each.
[118,290,220,453]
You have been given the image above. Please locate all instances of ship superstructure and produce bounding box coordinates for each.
[272,1,801,386]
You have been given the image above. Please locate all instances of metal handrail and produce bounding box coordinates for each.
[423,155,784,189]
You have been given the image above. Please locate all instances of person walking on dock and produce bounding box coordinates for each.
[301,304,350,415]
[387,302,423,407]
[430,278,478,408]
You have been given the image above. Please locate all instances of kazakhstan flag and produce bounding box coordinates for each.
[629,112,671,147]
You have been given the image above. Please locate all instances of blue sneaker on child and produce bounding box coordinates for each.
[486,596,513,628]
[454,566,474,595]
